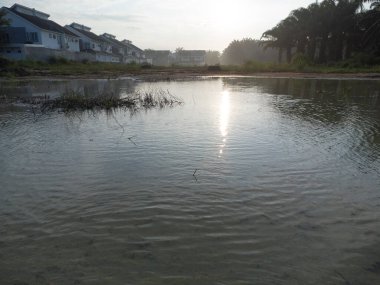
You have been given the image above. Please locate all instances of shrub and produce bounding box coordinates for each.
[141,63,152,69]
[0,56,11,67]
[208,65,221,71]
[48,56,69,64]
[291,53,312,70]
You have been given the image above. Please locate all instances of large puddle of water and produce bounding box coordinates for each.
[1,77,380,284]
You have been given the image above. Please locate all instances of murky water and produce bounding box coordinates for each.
[1,77,380,285]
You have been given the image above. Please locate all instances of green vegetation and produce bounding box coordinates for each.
[0,58,143,77]
[222,60,380,74]
[1,56,380,78]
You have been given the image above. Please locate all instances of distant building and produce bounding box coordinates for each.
[144,50,171,66]
[100,33,125,62]
[120,39,147,64]
[65,23,119,63]
[173,50,206,66]
[0,4,80,60]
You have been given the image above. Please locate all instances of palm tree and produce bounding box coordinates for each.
[262,17,298,63]
[372,2,380,9]
[359,4,380,52]
[261,26,285,63]
[330,0,361,60]
[288,7,311,54]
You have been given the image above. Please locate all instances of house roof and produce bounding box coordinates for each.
[101,34,124,48]
[121,41,143,52]
[7,7,78,37]
[70,26,105,43]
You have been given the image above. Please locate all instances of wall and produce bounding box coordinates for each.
[95,53,120,63]
[0,44,25,60]
[1,45,125,63]
[65,36,80,52]
[23,45,96,62]
[40,30,61,49]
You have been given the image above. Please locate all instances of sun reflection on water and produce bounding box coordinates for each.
[219,90,230,157]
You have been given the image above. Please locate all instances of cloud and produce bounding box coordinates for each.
[80,13,144,23]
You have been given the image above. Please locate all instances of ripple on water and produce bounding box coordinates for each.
[0,77,380,284]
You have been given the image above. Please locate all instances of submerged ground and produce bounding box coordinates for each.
[0,76,380,285]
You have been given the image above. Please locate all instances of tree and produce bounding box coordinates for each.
[221,38,278,65]
[0,9,10,27]
[175,47,184,53]
[205,50,220,65]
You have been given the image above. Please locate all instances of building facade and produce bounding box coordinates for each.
[0,4,80,60]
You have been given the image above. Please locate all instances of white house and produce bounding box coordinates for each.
[100,33,125,62]
[0,3,80,59]
[120,39,147,64]
[65,23,119,63]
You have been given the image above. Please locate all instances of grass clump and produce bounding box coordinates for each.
[39,88,182,112]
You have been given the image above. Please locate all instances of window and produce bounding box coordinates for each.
[49,33,52,38]
[92,44,95,48]
[26,32,38,43]
[53,34,56,39]
[0,33,10,43]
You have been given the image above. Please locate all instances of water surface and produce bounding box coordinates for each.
[1,77,380,285]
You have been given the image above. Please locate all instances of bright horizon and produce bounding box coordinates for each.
[2,0,317,51]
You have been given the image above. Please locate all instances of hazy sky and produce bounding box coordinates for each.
[3,0,317,51]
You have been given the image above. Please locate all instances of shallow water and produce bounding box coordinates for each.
[1,77,380,285]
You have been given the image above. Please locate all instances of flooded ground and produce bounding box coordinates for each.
[1,77,380,285]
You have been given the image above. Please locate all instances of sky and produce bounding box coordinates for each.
[2,0,317,51]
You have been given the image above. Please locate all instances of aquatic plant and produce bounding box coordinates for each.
[39,88,182,112]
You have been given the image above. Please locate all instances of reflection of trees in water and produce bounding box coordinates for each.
[223,77,380,125]
[223,77,380,172]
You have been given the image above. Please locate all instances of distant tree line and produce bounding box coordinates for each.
[220,38,278,65]
[261,0,380,64]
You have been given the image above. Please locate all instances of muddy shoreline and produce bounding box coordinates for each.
[1,70,380,82]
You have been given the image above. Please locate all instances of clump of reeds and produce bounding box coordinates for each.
[39,88,182,112]
[134,89,182,108]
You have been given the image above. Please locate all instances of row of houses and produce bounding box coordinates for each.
[0,3,207,66]
[0,3,146,63]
